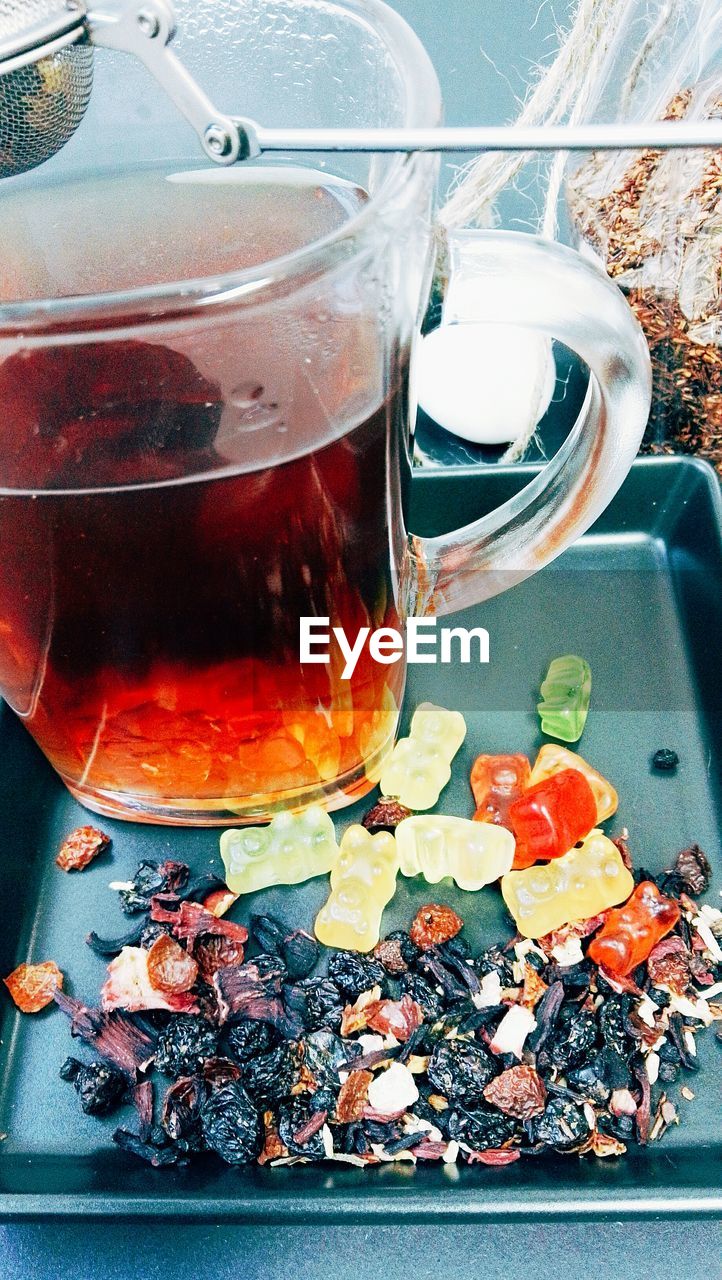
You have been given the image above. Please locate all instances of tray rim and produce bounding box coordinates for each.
[1,453,721,1223]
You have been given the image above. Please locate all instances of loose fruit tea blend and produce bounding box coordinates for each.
[5,673,718,1171]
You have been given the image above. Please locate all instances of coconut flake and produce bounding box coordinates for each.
[693,918,722,962]
[443,1140,460,1164]
[489,1004,536,1058]
[636,995,659,1028]
[357,1033,385,1055]
[550,937,585,968]
[472,970,502,1009]
[367,1061,419,1114]
[646,1052,660,1085]
[684,1030,697,1057]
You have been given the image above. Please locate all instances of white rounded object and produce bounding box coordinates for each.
[366,1061,419,1114]
[417,323,556,445]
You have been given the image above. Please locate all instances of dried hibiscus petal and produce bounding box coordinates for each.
[410,904,463,950]
[365,996,423,1043]
[335,1069,373,1122]
[56,826,110,872]
[672,844,711,896]
[4,960,63,1012]
[466,1148,520,1166]
[54,990,157,1077]
[483,1064,546,1119]
[146,934,198,994]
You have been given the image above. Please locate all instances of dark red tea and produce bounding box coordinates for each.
[0,167,410,820]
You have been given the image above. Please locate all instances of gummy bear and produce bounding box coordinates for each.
[396,815,515,891]
[220,806,339,896]
[537,654,592,743]
[314,824,399,952]
[470,754,531,826]
[501,829,634,938]
[587,880,680,977]
[509,768,597,869]
[379,702,466,810]
[529,743,617,822]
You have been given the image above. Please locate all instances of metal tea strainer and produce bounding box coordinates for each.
[2,0,722,179]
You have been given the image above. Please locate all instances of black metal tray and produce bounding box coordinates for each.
[1,456,720,1222]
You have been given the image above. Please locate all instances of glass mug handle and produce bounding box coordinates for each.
[406,230,652,616]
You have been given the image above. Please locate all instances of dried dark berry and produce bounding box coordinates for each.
[361,799,412,834]
[658,1041,681,1064]
[139,921,172,950]
[303,1029,349,1083]
[672,844,712,896]
[531,1097,591,1150]
[565,1062,611,1105]
[373,938,410,976]
[154,1015,219,1076]
[447,1106,515,1151]
[64,1059,127,1115]
[599,996,633,1059]
[250,913,285,954]
[310,1086,337,1115]
[117,860,188,915]
[327,951,386,1000]
[200,1081,262,1165]
[548,1007,597,1071]
[398,973,444,1022]
[293,978,344,1032]
[277,1098,327,1158]
[658,1061,679,1083]
[239,1043,297,1103]
[225,1020,280,1062]
[113,1128,186,1167]
[427,1037,497,1103]
[652,749,679,772]
[281,931,319,980]
[474,946,514,986]
[161,1077,204,1144]
[59,1056,82,1082]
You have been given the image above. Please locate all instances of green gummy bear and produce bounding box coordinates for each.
[220,805,339,895]
[537,654,592,743]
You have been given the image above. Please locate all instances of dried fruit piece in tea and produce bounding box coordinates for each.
[532,1097,591,1150]
[672,844,712,897]
[146,934,198,994]
[447,1107,516,1151]
[54,990,157,1076]
[336,1069,373,1122]
[483,1065,546,1120]
[327,951,387,1000]
[4,960,63,1012]
[427,1038,497,1103]
[225,1021,280,1062]
[362,799,413,834]
[155,1016,219,1076]
[60,1057,127,1115]
[652,749,679,773]
[201,1081,262,1165]
[116,860,189,914]
[410,903,463,950]
[398,973,444,1022]
[239,1043,298,1104]
[56,826,111,872]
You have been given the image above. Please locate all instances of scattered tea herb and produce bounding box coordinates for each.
[652,749,679,773]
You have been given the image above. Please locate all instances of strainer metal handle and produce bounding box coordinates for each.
[2,0,722,178]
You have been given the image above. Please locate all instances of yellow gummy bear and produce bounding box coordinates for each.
[529,743,618,821]
[379,702,466,810]
[220,805,339,895]
[314,824,399,952]
[396,815,514,891]
[501,828,634,938]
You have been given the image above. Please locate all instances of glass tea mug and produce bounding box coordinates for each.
[0,0,651,824]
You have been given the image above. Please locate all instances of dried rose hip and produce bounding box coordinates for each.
[647,935,690,996]
[56,826,110,872]
[146,935,198,994]
[4,960,63,1012]
[673,844,711,896]
[193,933,245,982]
[335,1069,373,1122]
[483,1064,546,1120]
[410,904,463,949]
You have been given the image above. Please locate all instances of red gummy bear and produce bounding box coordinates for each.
[587,881,680,977]
[471,753,531,827]
[509,768,597,869]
